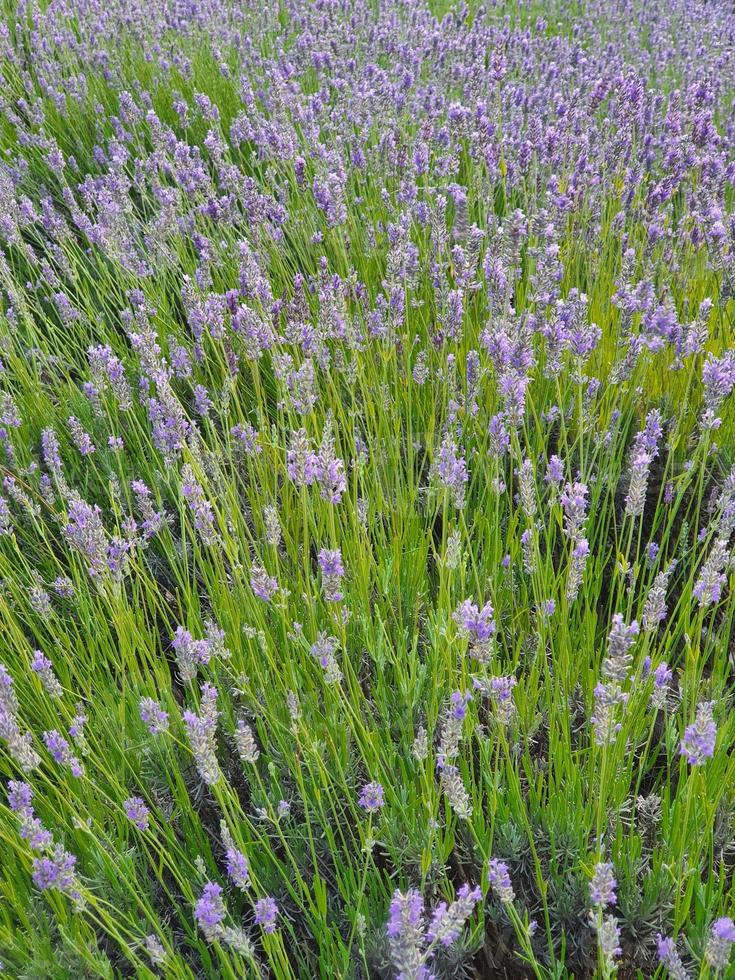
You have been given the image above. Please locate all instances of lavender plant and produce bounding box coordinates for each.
[0,0,734,976]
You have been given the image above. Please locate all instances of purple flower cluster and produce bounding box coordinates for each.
[64,495,120,579]
[139,697,169,735]
[250,563,279,602]
[183,684,221,785]
[656,935,689,980]
[8,780,52,851]
[453,599,496,662]
[310,632,342,685]
[387,889,430,980]
[286,428,347,503]
[195,882,226,941]
[124,796,150,831]
[32,845,82,903]
[181,466,217,546]
[589,862,617,908]
[426,883,482,947]
[30,651,63,698]
[171,625,225,683]
[487,858,515,904]
[254,896,279,933]
[43,730,84,778]
[387,880,480,979]
[680,702,717,765]
[131,480,168,539]
[0,664,40,770]
[318,547,345,603]
[432,433,469,508]
[706,917,735,971]
[358,781,385,813]
[7,782,81,903]
[222,824,250,890]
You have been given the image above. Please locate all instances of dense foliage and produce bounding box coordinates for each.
[0,0,734,976]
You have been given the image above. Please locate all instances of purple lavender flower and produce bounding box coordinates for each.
[32,844,81,902]
[314,435,347,504]
[625,449,651,518]
[589,862,617,908]
[131,480,168,539]
[310,632,342,684]
[7,780,52,851]
[139,698,169,735]
[87,345,132,409]
[426,883,482,947]
[488,414,510,457]
[231,423,261,456]
[52,577,75,599]
[318,547,345,602]
[432,433,468,507]
[193,384,212,418]
[68,416,96,456]
[286,429,318,486]
[358,781,385,813]
[545,455,564,487]
[567,537,590,601]
[591,682,628,746]
[453,599,496,662]
[250,563,278,602]
[560,482,589,539]
[0,664,40,770]
[542,599,556,617]
[254,896,279,933]
[43,730,84,777]
[485,676,518,725]
[0,496,12,535]
[195,882,226,941]
[7,780,32,814]
[603,614,639,682]
[171,626,214,682]
[30,651,63,698]
[706,917,735,971]
[183,686,221,785]
[643,568,671,631]
[656,935,689,980]
[437,691,471,764]
[650,662,673,709]
[226,846,250,890]
[680,702,717,765]
[702,352,735,427]
[41,428,63,479]
[693,537,730,608]
[487,858,514,903]
[181,466,217,545]
[124,796,150,831]
[63,496,109,578]
[595,915,622,968]
[68,705,88,747]
[453,599,496,644]
[387,889,428,980]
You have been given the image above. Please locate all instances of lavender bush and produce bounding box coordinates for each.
[0,0,734,975]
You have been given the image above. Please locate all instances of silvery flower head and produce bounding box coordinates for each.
[706,916,735,971]
[680,702,717,765]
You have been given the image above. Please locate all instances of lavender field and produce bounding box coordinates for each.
[0,0,734,976]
